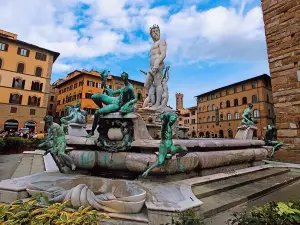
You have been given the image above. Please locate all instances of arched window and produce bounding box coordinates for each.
[12,78,25,89]
[207,105,210,111]
[220,113,224,121]
[206,131,210,138]
[28,96,39,106]
[266,94,270,103]
[212,116,216,121]
[252,82,257,89]
[212,104,215,110]
[137,93,142,101]
[219,130,224,138]
[226,100,230,108]
[31,81,43,92]
[235,112,239,119]
[220,102,224,109]
[35,67,42,77]
[227,113,231,120]
[253,109,259,118]
[0,58,2,69]
[242,97,247,105]
[228,130,233,138]
[9,93,22,104]
[17,63,25,73]
[234,99,238,106]
[207,116,211,122]
[252,95,258,103]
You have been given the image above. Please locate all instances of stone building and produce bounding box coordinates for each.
[54,69,146,124]
[196,74,275,138]
[261,0,300,156]
[0,29,59,132]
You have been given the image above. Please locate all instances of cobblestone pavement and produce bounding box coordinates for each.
[0,154,22,181]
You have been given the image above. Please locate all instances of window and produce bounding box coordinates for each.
[85,93,93,99]
[252,82,257,89]
[220,102,224,109]
[207,105,210,111]
[50,96,54,102]
[242,97,247,105]
[10,107,17,113]
[198,96,203,103]
[35,52,47,61]
[198,118,202,123]
[87,80,95,87]
[63,99,65,104]
[253,109,259,118]
[212,104,215,110]
[220,113,224,121]
[242,84,246,91]
[79,81,84,86]
[12,78,25,89]
[207,95,211,100]
[31,81,43,92]
[192,119,196,124]
[35,67,42,77]
[234,99,238,106]
[198,107,201,112]
[234,87,237,93]
[207,116,211,122]
[227,113,231,120]
[226,89,230,95]
[28,96,40,106]
[9,94,22,104]
[0,42,8,51]
[74,83,78,89]
[0,58,2,69]
[226,100,230,108]
[17,47,30,57]
[212,116,216,122]
[137,93,142,101]
[266,94,270,103]
[30,109,36,115]
[235,112,239,119]
[17,63,25,73]
[77,93,82,99]
[252,95,258,103]
[50,104,53,110]
[96,82,102,88]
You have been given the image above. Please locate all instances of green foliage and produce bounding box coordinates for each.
[226,200,300,225]
[164,209,205,225]
[0,195,109,225]
[0,137,38,153]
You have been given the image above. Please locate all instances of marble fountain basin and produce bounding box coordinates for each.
[26,177,146,214]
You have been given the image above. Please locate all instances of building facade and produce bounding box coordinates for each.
[196,74,275,139]
[54,69,146,124]
[0,29,59,132]
[261,0,300,155]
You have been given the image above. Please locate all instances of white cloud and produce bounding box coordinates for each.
[53,62,72,73]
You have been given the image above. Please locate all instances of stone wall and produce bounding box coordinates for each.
[261,0,300,155]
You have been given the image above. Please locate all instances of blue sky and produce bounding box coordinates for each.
[0,0,269,109]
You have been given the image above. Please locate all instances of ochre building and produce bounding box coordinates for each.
[0,29,59,132]
[196,74,275,139]
[54,69,146,124]
[261,0,300,158]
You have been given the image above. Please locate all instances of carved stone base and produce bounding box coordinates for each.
[67,123,88,137]
[235,125,258,139]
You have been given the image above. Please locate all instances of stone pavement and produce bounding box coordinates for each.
[0,154,23,181]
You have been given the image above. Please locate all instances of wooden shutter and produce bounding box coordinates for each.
[17,47,21,55]
[12,78,15,87]
[37,98,41,106]
[40,83,43,92]
[28,96,31,105]
[19,95,22,104]
[22,80,25,89]
[0,58,2,69]
[4,43,8,51]
[31,81,34,90]
[26,49,30,57]
[9,94,12,103]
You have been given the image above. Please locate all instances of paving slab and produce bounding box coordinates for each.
[0,154,22,181]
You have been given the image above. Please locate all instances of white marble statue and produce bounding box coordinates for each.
[142,24,169,111]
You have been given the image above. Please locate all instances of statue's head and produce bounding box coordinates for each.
[248,103,253,109]
[121,72,129,81]
[150,24,160,41]
[44,115,53,126]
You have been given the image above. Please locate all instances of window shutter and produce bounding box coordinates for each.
[37,98,41,106]
[40,83,43,92]
[9,93,12,103]
[28,96,31,105]
[31,81,34,90]
[12,78,15,87]
[19,95,22,104]
[43,54,47,61]
[22,80,25,89]
[4,44,8,51]
[17,47,21,55]
[26,49,30,57]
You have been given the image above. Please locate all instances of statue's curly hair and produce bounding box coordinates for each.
[43,115,53,122]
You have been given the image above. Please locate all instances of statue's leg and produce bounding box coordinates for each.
[57,140,76,171]
[142,143,167,178]
[171,145,188,172]
[149,85,156,105]
[153,65,164,108]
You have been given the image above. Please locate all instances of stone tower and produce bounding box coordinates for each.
[176,93,184,110]
[261,0,300,158]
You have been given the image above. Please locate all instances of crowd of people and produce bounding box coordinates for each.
[0,129,46,139]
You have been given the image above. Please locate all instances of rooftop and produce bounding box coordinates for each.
[195,74,270,97]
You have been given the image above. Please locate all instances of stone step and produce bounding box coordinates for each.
[193,168,290,198]
[197,170,300,218]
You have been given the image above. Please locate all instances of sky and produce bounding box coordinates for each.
[0,0,269,109]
